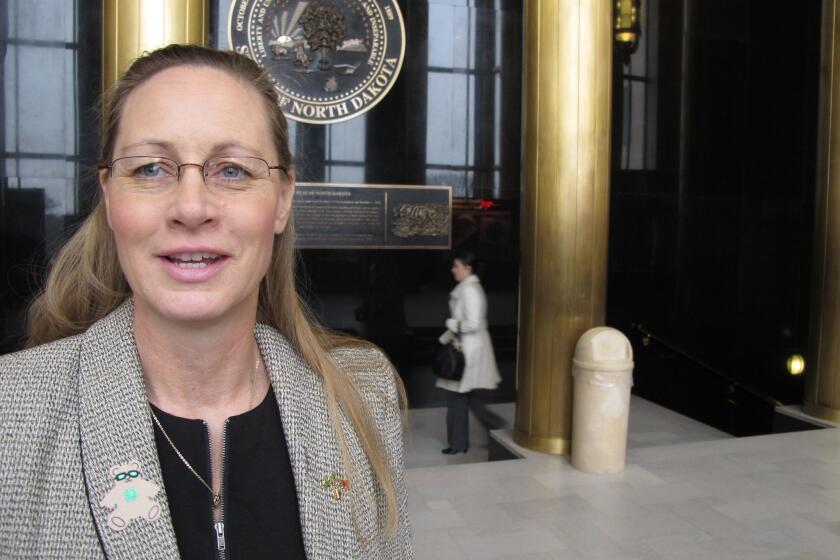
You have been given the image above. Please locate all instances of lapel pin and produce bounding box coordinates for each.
[100,461,162,531]
[321,473,350,500]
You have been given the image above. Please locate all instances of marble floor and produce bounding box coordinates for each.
[405,397,840,559]
[404,397,732,469]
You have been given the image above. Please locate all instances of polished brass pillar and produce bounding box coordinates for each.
[102,0,209,91]
[514,0,613,454]
[805,0,840,423]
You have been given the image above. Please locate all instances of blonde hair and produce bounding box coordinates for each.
[26,44,404,536]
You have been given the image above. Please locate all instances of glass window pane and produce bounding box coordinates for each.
[17,46,69,154]
[326,165,364,184]
[328,114,366,162]
[15,0,73,42]
[629,80,645,169]
[621,80,646,170]
[216,0,233,49]
[494,73,501,166]
[287,121,298,157]
[428,4,455,68]
[428,4,470,69]
[452,7,470,69]
[426,72,468,166]
[4,45,18,150]
[468,74,475,166]
[18,158,66,179]
[63,49,76,154]
[426,168,466,197]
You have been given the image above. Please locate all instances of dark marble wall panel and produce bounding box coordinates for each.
[609,0,821,425]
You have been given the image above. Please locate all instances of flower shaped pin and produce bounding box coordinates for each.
[321,473,350,500]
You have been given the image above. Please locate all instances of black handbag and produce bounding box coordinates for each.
[434,327,465,381]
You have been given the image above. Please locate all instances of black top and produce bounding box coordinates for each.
[151,390,307,560]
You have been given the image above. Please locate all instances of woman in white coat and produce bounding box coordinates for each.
[437,252,505,454]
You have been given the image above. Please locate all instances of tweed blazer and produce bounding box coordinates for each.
[0,301,413,559]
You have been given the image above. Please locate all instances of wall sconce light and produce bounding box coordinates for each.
[786,354,806,376]
[615,0,641,62]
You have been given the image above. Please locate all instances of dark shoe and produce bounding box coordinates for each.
[441,447,468,455]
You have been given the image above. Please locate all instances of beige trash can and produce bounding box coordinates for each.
[571,327,634,474]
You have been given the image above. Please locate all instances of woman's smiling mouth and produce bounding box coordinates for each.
[159,250,230,280]
[165,252,222,268]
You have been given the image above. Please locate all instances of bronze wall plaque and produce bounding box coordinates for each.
[228,0,406,125]
[293,183,451,249]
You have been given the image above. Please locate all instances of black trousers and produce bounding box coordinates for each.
[445,390,505,451]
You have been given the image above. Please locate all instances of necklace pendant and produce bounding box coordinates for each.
[212,493,222,508]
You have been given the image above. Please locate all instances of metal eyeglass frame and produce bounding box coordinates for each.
[98,156,288,184]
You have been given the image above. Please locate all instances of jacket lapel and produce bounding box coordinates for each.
[255,324,359,559]
[77,302,357,558]
[453,275,480,321]
[78,300,180,559]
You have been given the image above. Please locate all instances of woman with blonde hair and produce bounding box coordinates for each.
[0,44,412,559]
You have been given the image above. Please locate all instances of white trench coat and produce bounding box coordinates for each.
[436,274,502,393]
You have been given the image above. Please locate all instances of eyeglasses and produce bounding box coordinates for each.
[114,469,140,481]
[100,156,288,193]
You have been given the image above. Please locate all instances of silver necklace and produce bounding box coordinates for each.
[149,353,261,508]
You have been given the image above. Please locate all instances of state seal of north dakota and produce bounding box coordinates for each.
[229,0,405,124]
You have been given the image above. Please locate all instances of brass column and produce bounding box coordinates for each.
[102,0,209,91]
[515,0,613,454]
[805,0,840,423]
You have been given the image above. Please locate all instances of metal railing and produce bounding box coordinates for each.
[633,323,784,409]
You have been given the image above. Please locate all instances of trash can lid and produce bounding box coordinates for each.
[572,327,634,371]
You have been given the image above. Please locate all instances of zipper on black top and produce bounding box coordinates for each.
[219,418,230,560]
[206,420,230,560]
[214,522,226,553]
